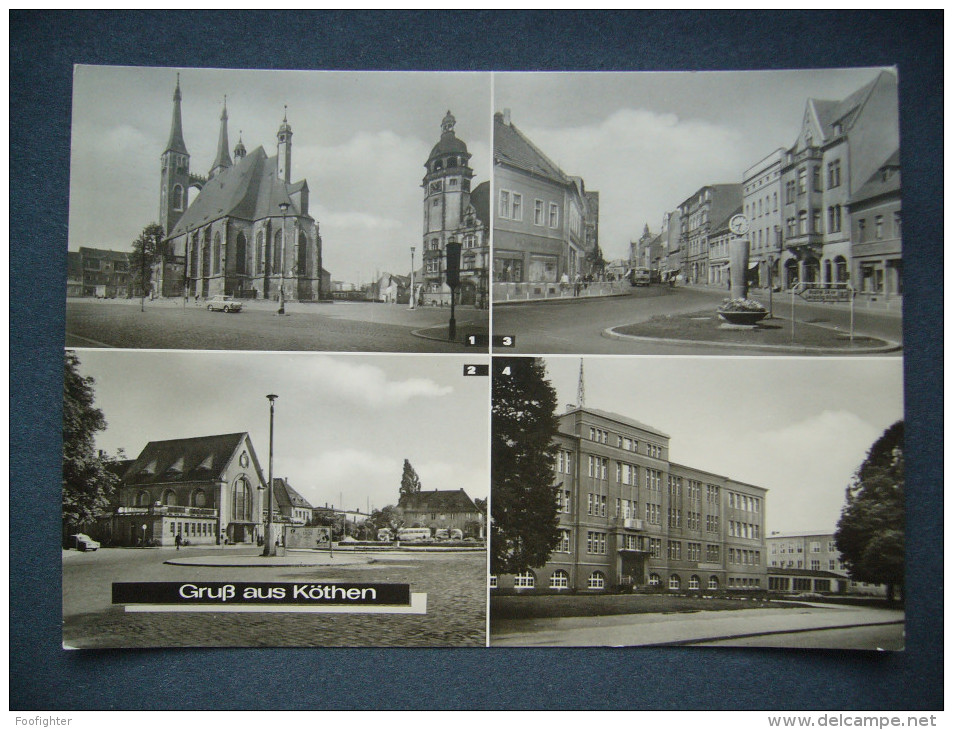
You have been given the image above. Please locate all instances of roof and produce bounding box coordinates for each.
[494,112,570,185]
[711,205,744,237]
[470,180,490,226]
[79,247,130,261]
[167,146,311,239]
[848,149,901,205]
[398,488,479,513]
[123,432,262,486]
[273,477,313,513]
[430,131,469,158]
[561,406,669,439]
[808,71,896,142]
[706,185,744,233]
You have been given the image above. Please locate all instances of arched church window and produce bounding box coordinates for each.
[273,230,283,274]
[213,232,222,275]
[232,477,252,522]
[172,184,184,211]
[297,231,308,274]
[135,490,150,507]
[256,231,265,274]
[236,232,247,275]
[162,489,177,507]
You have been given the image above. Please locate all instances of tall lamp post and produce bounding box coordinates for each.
[409,246,416,310]
[262,393,278,557]
[445,237,461,342]
[277,202,289,315]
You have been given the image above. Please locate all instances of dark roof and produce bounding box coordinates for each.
[470,180,489,226]
[106,458,136,479]
[707,185,743,234]
[494,112,569,185]
[561,406,669,439]
[164,79,188,156]
[124,432,263,486]
[430,131,469,158]
[398,488,479,513]
[167,147,311,238]
[711,205,744,236]
[273,477,313,513]
[809,71,896,141]
[79,247,130,261]
[848,149,901,205]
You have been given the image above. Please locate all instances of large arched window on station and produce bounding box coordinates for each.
[191,489,207,508]
[162,489,177,506]
[588,571,606,590]
[231,477,252,522]
[135,490,151,507]
[549,570,569,590]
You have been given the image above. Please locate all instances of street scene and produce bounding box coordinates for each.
[491,69,902,356]
[66,66,490,351]
[63,350,489,647]
[490,356,904,648]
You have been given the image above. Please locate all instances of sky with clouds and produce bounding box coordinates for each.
[73,350,489,513]
[541,356,903,534]
[68,66,490,285]
[495,67,892,261]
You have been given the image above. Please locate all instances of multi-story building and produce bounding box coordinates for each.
[766,531,885,596]
[420,110,489,307]
[742,148,786,289]
[847,149,902,298]
[398,488,485,538]
[778,70,899,290]
[492,110,598,291]
[676,184,742,285]
[494,405,767,593]
[157,76,325,302]
[273,477,314,525]
[68,247,133,298]
[103,432,267,547]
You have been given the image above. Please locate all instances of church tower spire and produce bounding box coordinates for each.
[276,106,293,184]
[233,129,247,160]
[209,95,233,179]
[159,73,191,236]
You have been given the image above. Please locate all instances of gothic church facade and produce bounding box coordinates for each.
[154,75,324,302]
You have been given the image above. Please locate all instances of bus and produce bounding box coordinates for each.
[631,268,651,287]
[397,527,432,542]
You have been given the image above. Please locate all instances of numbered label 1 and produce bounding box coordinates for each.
[492,335,516,348]
[463,364,489,376]
[465,334,490,347]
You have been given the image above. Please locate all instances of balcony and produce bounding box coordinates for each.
[616,518,645,531]
[117,505,219,518]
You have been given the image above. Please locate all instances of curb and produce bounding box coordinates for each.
[650,619,905,648]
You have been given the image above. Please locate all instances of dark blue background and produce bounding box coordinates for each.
[10,10,942,710]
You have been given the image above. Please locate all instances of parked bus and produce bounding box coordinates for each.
[631,268,651,286]
[397,527,432,542]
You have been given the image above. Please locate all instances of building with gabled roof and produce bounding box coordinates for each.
[273,477,314,525]
[398,488,484,538]
[106,432,267,546]
[154,75,324,302]
[492,109,598,295]
[847,149,902,298]
[778,70,899,291]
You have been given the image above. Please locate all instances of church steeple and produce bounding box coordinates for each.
[160,73,191,236]
[209,96,232,179]
[277,106,293,184]
[233,129,247,160]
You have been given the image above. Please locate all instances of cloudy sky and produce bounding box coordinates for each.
[541,356,903,534]
[73,350,489,513]
[495,67,893,261]
[68,66,490,284]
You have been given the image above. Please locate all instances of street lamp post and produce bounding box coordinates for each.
[445,237,461,342]
[277,202,289,315]
[262,393,278,557]
[409,246,416,310]
[183,226,191,306]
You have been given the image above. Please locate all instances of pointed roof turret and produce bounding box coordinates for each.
[209,95,233,178]
[278,106,292,136]
[163,73,189,156]
[233,129,247,160]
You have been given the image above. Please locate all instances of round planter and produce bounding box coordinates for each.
[717,308,768,326]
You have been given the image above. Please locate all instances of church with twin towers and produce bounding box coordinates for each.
[153,74,325,302]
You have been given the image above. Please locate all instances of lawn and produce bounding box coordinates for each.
[612,311,891,351]
[491,593,804,620]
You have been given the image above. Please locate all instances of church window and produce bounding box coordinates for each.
[273,230,283,274]
[213,232,222,275]
[256,231,264,274]
[172,184,184,211]
[236,233,247,276]
[232,477,252,522]
[162,489,177,507]
[298,231,308,274]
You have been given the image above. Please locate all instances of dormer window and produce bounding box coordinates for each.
[164,456,184,478]
[196,453,214,471]
[140,458,158,476]
[833,122,843,136]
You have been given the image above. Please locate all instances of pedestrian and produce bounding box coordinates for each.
[175,532,181,550]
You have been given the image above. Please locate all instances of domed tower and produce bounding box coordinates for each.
[159,74,191,236]
[421,111,474,300]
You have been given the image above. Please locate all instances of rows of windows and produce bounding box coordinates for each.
[727,577,761,588]
[727,492,760,512]
[499,190,560,229]
[586,531,607,555]
[169,521,215,537]
[587,456,608,479]
[645,503,661,525]
[744,192,779,221]
[857,212,901,242]
[587,493,607,517]
[556,450,572,474]
[727,548,761,566]
[728,520,760,539]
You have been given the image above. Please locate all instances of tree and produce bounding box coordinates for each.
[585,243,607,276]
[399,459,422,499]
[129,222,165,298]
[62,352,120,544]
[491,357,561,575]
[368,505,405,535]
[835,421,905,601]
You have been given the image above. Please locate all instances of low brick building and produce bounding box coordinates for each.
[398,488,484,538]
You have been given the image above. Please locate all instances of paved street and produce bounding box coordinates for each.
[492,285,903,355]
[65,298,489,352]
[490,602,904,648]
[63,546,486,648]
[696,622,904,650]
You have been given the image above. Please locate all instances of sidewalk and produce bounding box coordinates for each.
[493,281,630,305]
[682,283,904,317]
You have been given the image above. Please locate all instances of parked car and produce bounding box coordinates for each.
[207,295,242,313]
[630,268,652,286]
[71,533,100,551]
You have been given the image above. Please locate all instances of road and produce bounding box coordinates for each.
[65,298,489,352]
[490,602,904,648]
[62,546,487,648]
[492,286,902,355]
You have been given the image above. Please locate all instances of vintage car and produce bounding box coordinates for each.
[206,295,242,313]
[71,533,100,551]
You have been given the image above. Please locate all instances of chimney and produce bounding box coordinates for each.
[503,108,511,126]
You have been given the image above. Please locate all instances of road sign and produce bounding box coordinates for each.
[796,286,853,303]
